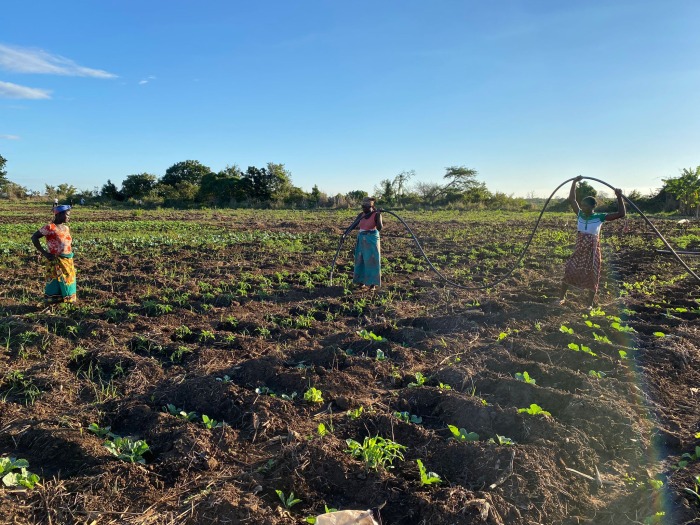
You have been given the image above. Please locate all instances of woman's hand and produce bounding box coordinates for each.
[43,252,56,261]
[574,175,583,182]
[614,188,623,197]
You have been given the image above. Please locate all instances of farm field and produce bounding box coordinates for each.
[1,204,699,524]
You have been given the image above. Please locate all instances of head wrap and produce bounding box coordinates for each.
[54,204,71,214]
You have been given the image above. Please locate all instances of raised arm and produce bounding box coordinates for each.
[605,189,626,221]
[569,176,582,214]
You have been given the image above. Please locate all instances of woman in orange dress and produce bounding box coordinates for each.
[31,204,77,303]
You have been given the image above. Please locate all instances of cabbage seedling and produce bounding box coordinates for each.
[518,404,551,417]
[304,387,324,403]
[447,425,479,442]
[514,371,536,384]
[276,489,302,510]
[416,459,442,486]
[0,457,40,489]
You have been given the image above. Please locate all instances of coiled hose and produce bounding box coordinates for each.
[329,176,700,289]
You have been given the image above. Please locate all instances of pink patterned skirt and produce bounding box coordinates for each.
[563,232,602,292]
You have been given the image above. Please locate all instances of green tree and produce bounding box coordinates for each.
[240,163,293,202]
[100,179,124,200]
[413,181,442,206]
[442,166,479,192]
[121,173,157,199]
[161,160,212,187]
[45,183,78,200]
[346,190,368,204]
[198,165,244,204]
[310,184,322,207]
[664,166,700,217]
[375,179,395,204]
[265,162,294,201]
[0,154,8,187]
[575,181,597,202]
[393,170,415,207]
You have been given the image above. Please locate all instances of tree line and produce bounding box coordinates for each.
[1,154,699,215]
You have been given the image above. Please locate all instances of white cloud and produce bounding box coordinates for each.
[0,134,20,140]
[0,43,117,78]
[139,75,156,85]
[139,80,149,85]
[0,81,51,99]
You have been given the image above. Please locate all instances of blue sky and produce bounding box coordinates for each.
[1,1,699,198]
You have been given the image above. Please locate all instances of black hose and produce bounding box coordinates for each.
[330,177,700,288]
[582,177,700,282]
[329,234,347,285]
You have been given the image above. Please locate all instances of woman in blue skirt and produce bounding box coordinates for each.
[344,197,383,288]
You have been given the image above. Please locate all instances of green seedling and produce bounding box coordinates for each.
[393,411,422,424]
[347,406,364,419]
[275,489,302,510]
[488,434,515,446]
[567,342,597,357]
[408,372,427,387]
[0,457,40,489]
[447,425,479,442]
[643,512,665,524]
[304,387,324,403]
[103,436,150,464]
[416,459,442,486]
[438,382,452,390]
[618,350,628,359]
[673,446,700,470]
[518,404,551,417]
[684,476,700,504]
[559,325,574,335]
[87,423,115,438]
[588,370,606,379]
[375,349,386,361]
[610,322,636,333]
[653,332,665,338]
[592,333,612,344]
[216,375,232,383]
[305,505,339,523]
[201,414,224,429]
[356,329,387,342]
[1,370,41,405]
[588,307,606,317]
[584,320,600,329]
[164,404,198,421]
[648,479,664,490]
[198,330,216,342]
[515,371,536,384]
[345,435,406,470]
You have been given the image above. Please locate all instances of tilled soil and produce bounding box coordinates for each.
[1,208,699,524]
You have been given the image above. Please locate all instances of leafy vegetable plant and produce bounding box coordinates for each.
[447,425,479,442]
[276,489,302,510]
[393,411,422,424]
[515,371,536,384]
[103,436,150,464]
[416,459,441,486]
[304,387,324,403]
[408,372,427,387]
[518,404,551,417]
[0,457,40,489]
[345,436,406,470]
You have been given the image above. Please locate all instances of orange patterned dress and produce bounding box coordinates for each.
[38,223,76,303]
